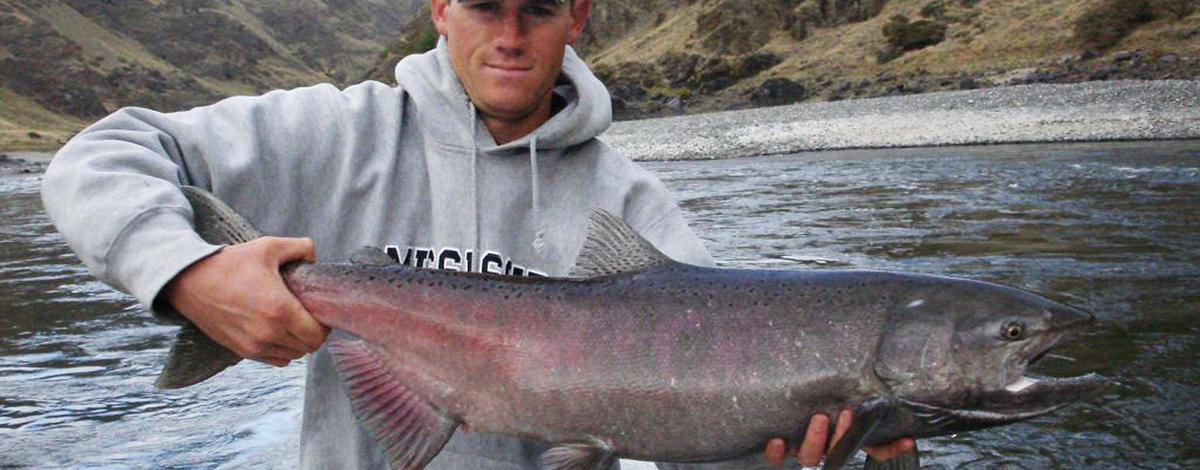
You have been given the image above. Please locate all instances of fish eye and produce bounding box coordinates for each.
[1002,322,1026,341]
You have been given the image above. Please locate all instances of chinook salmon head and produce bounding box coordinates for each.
[871,277,1107,436]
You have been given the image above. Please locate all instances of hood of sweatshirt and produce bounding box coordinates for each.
[394,36,612,155]
[392,36,614,258]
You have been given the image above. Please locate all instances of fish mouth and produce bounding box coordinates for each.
[902,327,1109,434]
[901,371,1107,432]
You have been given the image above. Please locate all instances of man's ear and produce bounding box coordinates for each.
[431,0,450,36]
[566,0,591,44]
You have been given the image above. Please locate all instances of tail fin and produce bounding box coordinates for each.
[155,186,264,389]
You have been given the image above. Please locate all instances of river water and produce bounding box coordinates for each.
[1,140,1197,469]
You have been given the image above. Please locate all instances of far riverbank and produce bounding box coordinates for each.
[604,80,1200,161]
[7,80,1198,165]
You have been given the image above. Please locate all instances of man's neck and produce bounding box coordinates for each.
[480,96,554,145]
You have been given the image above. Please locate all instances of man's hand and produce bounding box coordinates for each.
[163,236,330,367]
[763,409,916,467]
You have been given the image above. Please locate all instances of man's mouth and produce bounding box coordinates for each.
[485,64,534,73]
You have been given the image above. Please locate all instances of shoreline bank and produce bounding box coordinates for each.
[6,80,1198,165]
[604,80,1200,161]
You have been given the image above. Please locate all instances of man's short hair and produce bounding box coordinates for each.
[454,0,571,5]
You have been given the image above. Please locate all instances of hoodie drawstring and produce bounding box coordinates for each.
[469,101,546,257]
[469,103,480,251]
[529,134,546,256]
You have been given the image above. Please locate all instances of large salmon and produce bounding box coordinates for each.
[157,186,1106,470]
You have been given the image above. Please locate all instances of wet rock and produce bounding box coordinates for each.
[735,53,782,80]
[667,97,683,114]
[660,52,702,88]
[1004,68,1040,84]
[900,79,926,94]
[836,80,852,92]
[750,78,806,106]
[611,97,627,113]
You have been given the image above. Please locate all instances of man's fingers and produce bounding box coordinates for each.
[798,413,830,467]
[284,295,329,351]
[266,236,316,263]
[828,409,853,452]
[762,438,786,467]
[245,343,305,367]
[263,237,327,351]
[864,438,916,461]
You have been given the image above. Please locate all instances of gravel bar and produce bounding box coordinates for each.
[603,80,1200,161]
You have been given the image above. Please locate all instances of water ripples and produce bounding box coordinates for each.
[2,140,1197,468]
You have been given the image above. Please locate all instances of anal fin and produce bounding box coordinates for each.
[328,340,459,470]
[540,439,614,470]
[864,445,920,470]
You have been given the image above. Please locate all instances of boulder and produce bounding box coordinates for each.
[750,78,806,106]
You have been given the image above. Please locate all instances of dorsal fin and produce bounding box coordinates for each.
[350,246,397,266]
[569,209,672,278]
[180,185,263,245]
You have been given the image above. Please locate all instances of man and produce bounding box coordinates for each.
[42,0,911,468]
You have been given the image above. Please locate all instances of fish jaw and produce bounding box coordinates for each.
[900,372,1108,437]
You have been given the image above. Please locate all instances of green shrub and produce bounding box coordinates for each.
[882,15,948,51]
[1157,0,1197,19]
[1073,0,1155,50]
[920,1,947,18]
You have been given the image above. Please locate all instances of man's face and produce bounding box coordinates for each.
[432,0,590,123]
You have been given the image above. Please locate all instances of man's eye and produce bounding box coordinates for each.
[468,2,500,13]
[521,5,555,17]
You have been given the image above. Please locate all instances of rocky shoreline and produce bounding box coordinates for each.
[603,79,1200,161]
[6,80,1197,169]
[0,152,48,175]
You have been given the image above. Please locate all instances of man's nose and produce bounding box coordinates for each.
[495,10,527,52]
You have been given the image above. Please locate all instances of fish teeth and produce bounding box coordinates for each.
[1004,376,1039,393]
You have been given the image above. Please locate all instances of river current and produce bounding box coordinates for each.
[1,140,1197,469]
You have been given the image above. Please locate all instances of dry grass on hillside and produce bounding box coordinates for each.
[588,0,1200,90]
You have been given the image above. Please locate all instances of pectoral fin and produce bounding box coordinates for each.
[822,398,896,470]
[540,439,614,470]
[328,340,459,470]
[863,445,920,470]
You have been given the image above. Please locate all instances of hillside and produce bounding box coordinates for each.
[0,0,421,149]
[369,0,1200,120]
[4,0,1199,150]
[584,0,1200,118]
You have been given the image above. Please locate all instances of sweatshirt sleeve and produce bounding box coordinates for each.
[40,82,404,313]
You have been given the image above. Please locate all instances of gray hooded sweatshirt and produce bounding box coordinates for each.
[42,39,722,469]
